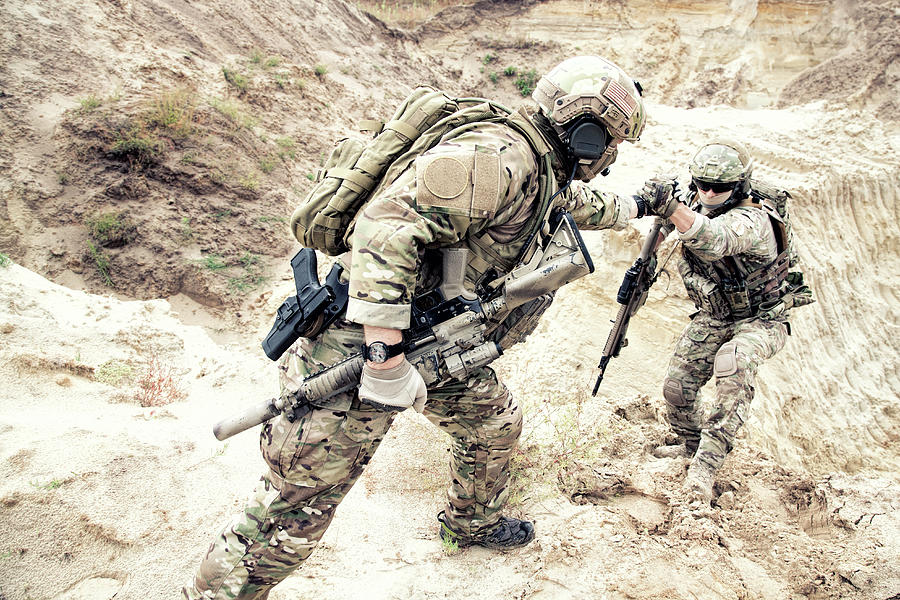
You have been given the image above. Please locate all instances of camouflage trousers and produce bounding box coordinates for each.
[183,320,522,599]
[662,311,788,471]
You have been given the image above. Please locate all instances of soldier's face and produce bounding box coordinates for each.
[698,186,734,208]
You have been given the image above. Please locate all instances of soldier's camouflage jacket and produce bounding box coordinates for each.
[671,189,792,321]
[344,117,635,330]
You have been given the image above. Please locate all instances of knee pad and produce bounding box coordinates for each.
[713,341,738,378]
[662,377,688,407]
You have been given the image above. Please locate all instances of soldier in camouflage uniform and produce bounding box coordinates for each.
[640,139,812,505]
[183,55,652,599]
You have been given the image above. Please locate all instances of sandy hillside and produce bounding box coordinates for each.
[1,1,899,599]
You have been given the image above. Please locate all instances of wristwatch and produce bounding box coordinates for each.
[361,341,405,364]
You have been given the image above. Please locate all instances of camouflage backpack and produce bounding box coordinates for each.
[745,179,815,309]
[290,86,555,256]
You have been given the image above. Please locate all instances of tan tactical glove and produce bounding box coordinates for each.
[636,176,680,218]
[358,359,428,413]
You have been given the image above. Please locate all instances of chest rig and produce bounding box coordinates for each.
[682,193,791,320]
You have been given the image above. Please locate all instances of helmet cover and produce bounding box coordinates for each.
[533,55,646,180]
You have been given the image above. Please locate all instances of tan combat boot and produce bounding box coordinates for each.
[652,443,689,459]
[683,457,716,504]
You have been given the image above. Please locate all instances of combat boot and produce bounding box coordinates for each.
[438,511,535,550]
[652,442,690,459]
[683,457,716,504]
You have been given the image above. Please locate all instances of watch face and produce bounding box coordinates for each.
[367,342,388,363]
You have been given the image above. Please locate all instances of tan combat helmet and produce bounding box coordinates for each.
[689,139,754,200]
[533,55,646,181]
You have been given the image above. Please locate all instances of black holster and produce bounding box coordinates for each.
[261,248,348,361]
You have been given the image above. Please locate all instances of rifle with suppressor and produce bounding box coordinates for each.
[591,218,667,396]
[214,210,594,441]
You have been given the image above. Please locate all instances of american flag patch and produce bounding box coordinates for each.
[604,80,636,116]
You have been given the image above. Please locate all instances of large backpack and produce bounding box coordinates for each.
[290,87,554,256]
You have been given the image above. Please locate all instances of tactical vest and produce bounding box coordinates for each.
[681,181,798,320]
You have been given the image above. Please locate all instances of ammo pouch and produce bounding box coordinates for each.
[683,274,732,320]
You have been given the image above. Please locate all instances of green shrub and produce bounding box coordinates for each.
[86,211,136,248]
[87,241,114,287]
[222,67,248,91]
[514,69,539,96]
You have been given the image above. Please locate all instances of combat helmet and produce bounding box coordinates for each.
[532,55,646,181]
[689,139,754,206]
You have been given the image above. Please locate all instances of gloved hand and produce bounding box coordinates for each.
[635,176,680,218]
[358,359,428,413]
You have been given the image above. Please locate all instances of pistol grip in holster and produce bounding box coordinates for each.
[261,248,349,361]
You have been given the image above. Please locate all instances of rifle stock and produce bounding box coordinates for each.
[592,219,666,396]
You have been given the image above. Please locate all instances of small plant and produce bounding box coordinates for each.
[248,48,264,65]
[488,71,498,84]
[259,155,277,174]
[95,359,134,387]
[306,173,315,181]
[30,479,63,491]
[275,136,295,159]
[256,215,287,224]
[212,209,233,221]
[209,97,255,129]
[273,74,289,89]
[146,89,196,137]
[199,254,228,271]
[482,53,497,65]
[228,252,266,293]
[239,172,259,191]
[135,356,187,407]
[264,57,280,68]
[0,253,10,268]
[314,64,328,78]
[87,241,114,287]
[180,216,194,240]
[79,95,102,112]
[222,67,248,92]
[441,537,459,555]
[86,211,136,248]
[503,66,517,76]
[57,171,70,185]
[514,68,539,96]
[108,123,162,166]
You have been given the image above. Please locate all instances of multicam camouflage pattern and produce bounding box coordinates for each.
[688,139,753,185]
[663,312,788,470]
[185,115,635,598]
[678,204,778,265]
[347,120,633,329]
[184,320,522,599]
[663,189,791,472]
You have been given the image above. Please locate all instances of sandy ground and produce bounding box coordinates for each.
[1,0,899,599]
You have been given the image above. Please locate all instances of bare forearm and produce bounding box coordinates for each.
[669,203,696,233]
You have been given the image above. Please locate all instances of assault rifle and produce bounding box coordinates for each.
[591,218,667,396]
[213,211,594,440]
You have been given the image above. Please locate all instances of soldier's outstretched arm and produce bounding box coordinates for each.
[561,182,639,231]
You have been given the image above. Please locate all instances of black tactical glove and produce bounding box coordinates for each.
[635,176,680,218]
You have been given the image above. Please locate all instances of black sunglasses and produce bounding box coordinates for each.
[693,178,735,194]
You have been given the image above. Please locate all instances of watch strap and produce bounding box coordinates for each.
[362,341,406,362]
